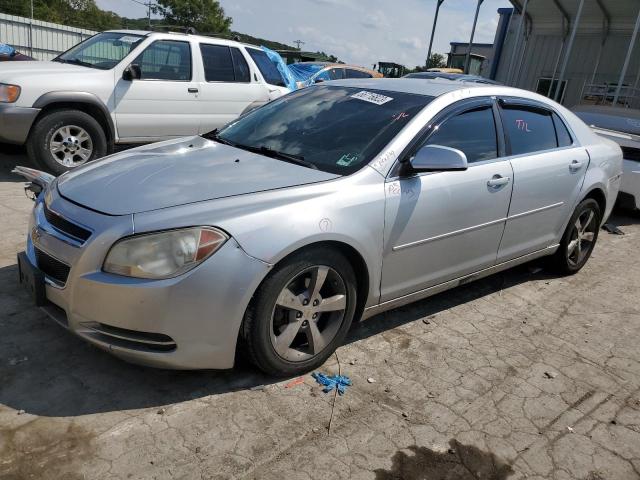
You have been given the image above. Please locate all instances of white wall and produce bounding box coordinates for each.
[0,13,96,60]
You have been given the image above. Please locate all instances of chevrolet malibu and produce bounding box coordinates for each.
[15,79,622,376]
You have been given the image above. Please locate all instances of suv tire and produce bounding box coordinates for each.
[27,109,107,175]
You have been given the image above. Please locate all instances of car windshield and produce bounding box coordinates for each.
[54,32,145,70]
[215,86,433,175]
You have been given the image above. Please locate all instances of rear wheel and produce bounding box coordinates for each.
[547,198,601,274]
[26,109,107,175]
[243,248,357,376]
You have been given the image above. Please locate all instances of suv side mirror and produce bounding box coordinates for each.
[122,63,142,81]
[314,77,325,83]
[403,144,468,174]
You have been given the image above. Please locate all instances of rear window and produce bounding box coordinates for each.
[247,48,285,87]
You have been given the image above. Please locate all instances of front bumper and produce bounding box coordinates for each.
[0,103,40,144]
[24,186,271,369]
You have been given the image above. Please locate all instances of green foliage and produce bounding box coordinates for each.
[151,0,231,34]
[426,52,447,69]
[0,0,121,30]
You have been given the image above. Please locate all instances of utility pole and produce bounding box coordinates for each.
[426,0,445,67]
[29,0,34,56]
[293,40,305,50]
[464,0,484,74]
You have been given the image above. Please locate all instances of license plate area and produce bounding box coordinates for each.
[17,251,47,307]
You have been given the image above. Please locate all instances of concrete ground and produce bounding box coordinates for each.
[1,146,639,480]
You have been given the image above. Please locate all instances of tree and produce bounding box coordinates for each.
[426,52,446,69]
[152,0,232,34]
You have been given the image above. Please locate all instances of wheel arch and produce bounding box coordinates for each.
[581,186,607,221]
[31,92,115,149]
[238,239,371,344]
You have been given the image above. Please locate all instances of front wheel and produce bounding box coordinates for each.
[242,248,357,377]
[547,198,601,275]
[26,109,107,175]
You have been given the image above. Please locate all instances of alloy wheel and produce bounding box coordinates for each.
[270,265,347,362]
[49,125,93,167]
[567,207,597,267]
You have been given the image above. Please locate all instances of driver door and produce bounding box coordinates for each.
[114,39,200,140]
[380,98,513,302]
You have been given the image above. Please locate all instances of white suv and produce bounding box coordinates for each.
[0,30,290,174]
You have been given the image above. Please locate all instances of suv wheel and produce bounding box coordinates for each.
[27,110,107,175]
[547,198,601,275]
[243,247,357,376]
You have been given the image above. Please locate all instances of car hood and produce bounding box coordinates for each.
[0,60,88,76]
[56,136,339,215]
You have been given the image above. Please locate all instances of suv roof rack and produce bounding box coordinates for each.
[150,25,241,42]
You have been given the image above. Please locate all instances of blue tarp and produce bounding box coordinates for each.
[260,46,296,91]
[288,63,326,87]
[0,43,16,57]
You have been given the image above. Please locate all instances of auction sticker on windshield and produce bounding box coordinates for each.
[351,91,393,105]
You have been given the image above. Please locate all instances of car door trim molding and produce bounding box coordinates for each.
[392,201,564,251]
[364,243,560,320]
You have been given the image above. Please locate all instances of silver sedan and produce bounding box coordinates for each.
[15,79,622,376]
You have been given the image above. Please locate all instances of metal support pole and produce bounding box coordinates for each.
[426,0,445,67]
[29,0,34,57]
[613,5,640,106]
[464,0,484,74]
[506,0,529,85]
[547,38,565,97]
[554,0,584,102]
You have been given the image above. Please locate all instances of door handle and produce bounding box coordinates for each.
[569,159,583,171]
[188,87,199,93]
[487,175,510,188]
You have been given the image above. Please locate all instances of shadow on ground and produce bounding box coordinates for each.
[0,210,636,418]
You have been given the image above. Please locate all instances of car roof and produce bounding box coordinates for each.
[104,30,259,49]
[326,77,485,97]
[572,105,640,137]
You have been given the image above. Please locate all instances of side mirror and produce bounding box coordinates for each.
[403,144,468,174]
[122,63,141,81]
[314,77,325,83]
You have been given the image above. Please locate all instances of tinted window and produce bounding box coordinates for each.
[247,48,285,86]
[218,86,433,175]
[424,106,498,163]
[134,40,191,81]
[346,69,372,79]
[200,44,234,82]
[502,107,557,155]
[231,47,250,82]
[328,68,345,80]
[552,113,573,147]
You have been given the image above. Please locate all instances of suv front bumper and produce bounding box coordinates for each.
[0,104,40,144]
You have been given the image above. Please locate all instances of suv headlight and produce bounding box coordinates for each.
[0,84,21,103]
[103,227,228,279]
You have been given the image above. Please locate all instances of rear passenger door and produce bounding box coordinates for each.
[197,43,269,133]
[114,39,200,139]
[497,99,589,261]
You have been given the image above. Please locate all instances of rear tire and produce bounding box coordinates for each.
[243,247,357,377]
[547,198,601,275]
[26,109,107,175]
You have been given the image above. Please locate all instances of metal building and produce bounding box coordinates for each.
[492,0,640,108]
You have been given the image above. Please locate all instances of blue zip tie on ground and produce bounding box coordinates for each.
[312,372,352,395]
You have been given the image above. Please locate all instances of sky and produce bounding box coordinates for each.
[95,0,512,69]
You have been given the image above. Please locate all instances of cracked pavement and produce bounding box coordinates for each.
[1,148,639,480]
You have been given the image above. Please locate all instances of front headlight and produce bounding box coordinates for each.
[103,227,228,279]
[0,84,21,103]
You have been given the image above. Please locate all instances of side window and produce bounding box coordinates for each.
[501,106,558,155]
[424,106,498,163]
[134,40,191,81]
[230,47,250,82]
[346,69,372,79]
[552,113,573,147]
[200,44,234,82]
[247,48,285,87]
[328,68,345,80]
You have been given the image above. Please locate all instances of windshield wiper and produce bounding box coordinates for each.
[245,145,318,170]
[53,57,95,68]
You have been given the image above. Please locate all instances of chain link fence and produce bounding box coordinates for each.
[0,12,96,60]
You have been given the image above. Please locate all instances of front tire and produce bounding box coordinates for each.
[26,109,107,175]
[548,198,601,275]
[243,248,357,377]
